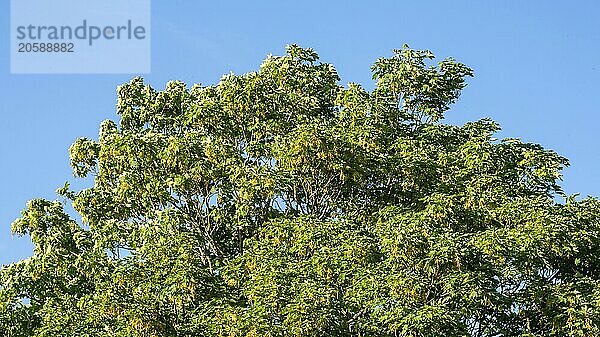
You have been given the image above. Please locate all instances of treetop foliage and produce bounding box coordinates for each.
[2,44,599,336]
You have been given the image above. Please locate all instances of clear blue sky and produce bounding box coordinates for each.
[1,1,599,265]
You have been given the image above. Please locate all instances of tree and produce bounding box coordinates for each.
[2,44,600,336]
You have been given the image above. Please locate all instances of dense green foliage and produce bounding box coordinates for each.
[3,45,600,336]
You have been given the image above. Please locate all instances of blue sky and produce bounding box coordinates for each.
[1,1,599,265]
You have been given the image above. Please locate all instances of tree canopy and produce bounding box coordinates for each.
[2,45,600,336]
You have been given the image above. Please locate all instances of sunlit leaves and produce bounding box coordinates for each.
[2,45,599,336]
